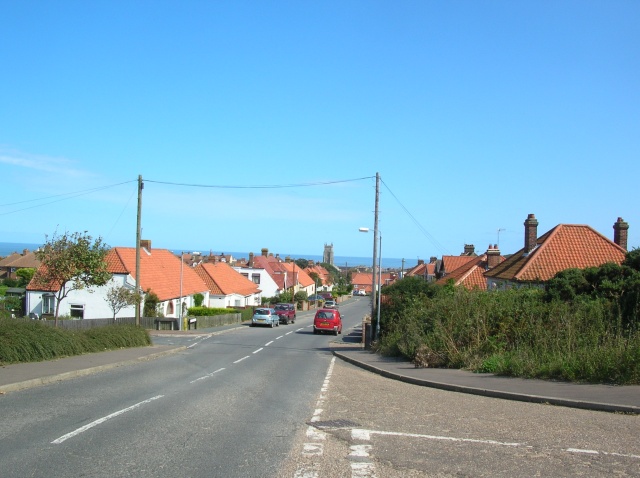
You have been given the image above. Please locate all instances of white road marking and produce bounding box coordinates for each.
[190,367,225,383]
[275,335,284,340]
[302,443,324,456]
[351,462,376,477]
[52,395,164,444]
[349,444,373,457]
[567,448,640,459]
[253,348,263,354]
[306,426,326,441]
[233,355,250,364]
[296,328,304,332]
[286,331,294,335]
[293,466,319,478]
[265,341,274,346]
[352,428,523,447]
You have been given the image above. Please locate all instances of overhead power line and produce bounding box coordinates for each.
[144,176,375,189]
[380,178,450,255]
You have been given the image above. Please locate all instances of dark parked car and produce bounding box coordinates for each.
[274,303,296,324]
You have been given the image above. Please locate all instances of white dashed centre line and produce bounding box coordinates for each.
[233,355,250,364]
[253,348,263,354]
[52,395,164,444]
[190,367,225,383]
[275,335,284,340]
[265,341,274,346]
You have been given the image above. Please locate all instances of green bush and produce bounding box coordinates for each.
[0,319,151,364]
[187,306,237,316]
[376,277,640,384]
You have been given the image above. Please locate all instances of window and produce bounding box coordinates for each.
[70,304,84,319]
[241,273,249,279]
[252,274,260,284]
[42,294,55,315]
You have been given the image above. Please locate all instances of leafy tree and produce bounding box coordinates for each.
[623,248,640,271]
[294,290,308,302]
[143,289,160,317]
[194,293,204,307]
[15,268,36,287]
[105,285,139,320]
[294,258,309,269]
[278,291,293,303]
[34,231,111,322]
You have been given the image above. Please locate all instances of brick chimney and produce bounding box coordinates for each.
[140,239,152,250]
[430,256,437,263]
[248,252,254,267]
[613,217,629,251]
[524,214,538,254]
[463,244,475,256]
[417,259,424,265]
[486,244,502,269]
[261,248,268,257]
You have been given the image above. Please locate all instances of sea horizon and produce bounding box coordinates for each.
[0,242,417,270]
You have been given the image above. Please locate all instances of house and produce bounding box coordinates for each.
[405,258,437,282]
[485,214,629,290]
[281,260,316,296]
[434,247,478,280]
[233,252,281,298]
[305,262,334,292]
[0,249,40,281]
[435,245,505,290]
[26,240,210,320]
[351,271,396,295]
[252,249,297,294]
[195,261,261,308]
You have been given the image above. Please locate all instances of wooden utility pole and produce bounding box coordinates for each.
[371,172,380,341]
[135,175,143,326]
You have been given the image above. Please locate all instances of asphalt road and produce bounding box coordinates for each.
[0,300,367,478]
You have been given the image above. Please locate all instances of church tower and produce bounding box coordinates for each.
[323,243,334,266]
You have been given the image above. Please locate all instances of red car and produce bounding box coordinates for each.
[313,308,343,336]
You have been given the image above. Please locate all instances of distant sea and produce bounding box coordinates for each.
[0,242,416,270]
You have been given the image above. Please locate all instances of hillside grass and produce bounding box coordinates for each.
[0,319,151,365]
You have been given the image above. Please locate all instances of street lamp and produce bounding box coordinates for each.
[359,227,382,342]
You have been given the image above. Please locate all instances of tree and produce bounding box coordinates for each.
[105,285,140,320]
[294,258,309,269]
[143,289,160,317]
[34,231,111,322]
[15,268,36,287]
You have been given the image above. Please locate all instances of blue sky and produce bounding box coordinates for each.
[1,1,638,263]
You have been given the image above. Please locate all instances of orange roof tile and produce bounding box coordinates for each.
[195,263,260,296]
[106,247,209,301]
[486,224,627,283]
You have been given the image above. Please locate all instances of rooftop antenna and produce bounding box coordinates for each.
[497,228,506,247]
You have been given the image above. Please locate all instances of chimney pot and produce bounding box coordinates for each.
[613,217,629,251]
[524,214,538,253]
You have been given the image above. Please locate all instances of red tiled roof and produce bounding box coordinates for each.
[436,255,489,290]
[486,224,627,283]
[106,247,209,301]
[195,262,260,296]
[440,255,475,274]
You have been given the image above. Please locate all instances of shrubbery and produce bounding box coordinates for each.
[376,252,640,384]
[186,306,238,316]
[0,319,151,364]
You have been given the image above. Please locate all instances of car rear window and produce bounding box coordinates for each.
[255,309,270,315]
[317,311,334,319]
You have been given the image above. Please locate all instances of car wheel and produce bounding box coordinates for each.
[334,329,338,336]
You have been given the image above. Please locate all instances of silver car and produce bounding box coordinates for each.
[251,308,280,328]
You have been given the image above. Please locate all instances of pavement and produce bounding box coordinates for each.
[1,325,639,415]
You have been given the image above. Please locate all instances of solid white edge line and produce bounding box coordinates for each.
[52,395,164,444]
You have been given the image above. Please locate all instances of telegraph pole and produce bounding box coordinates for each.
[371,172,380,341]
[135,175,143,326]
